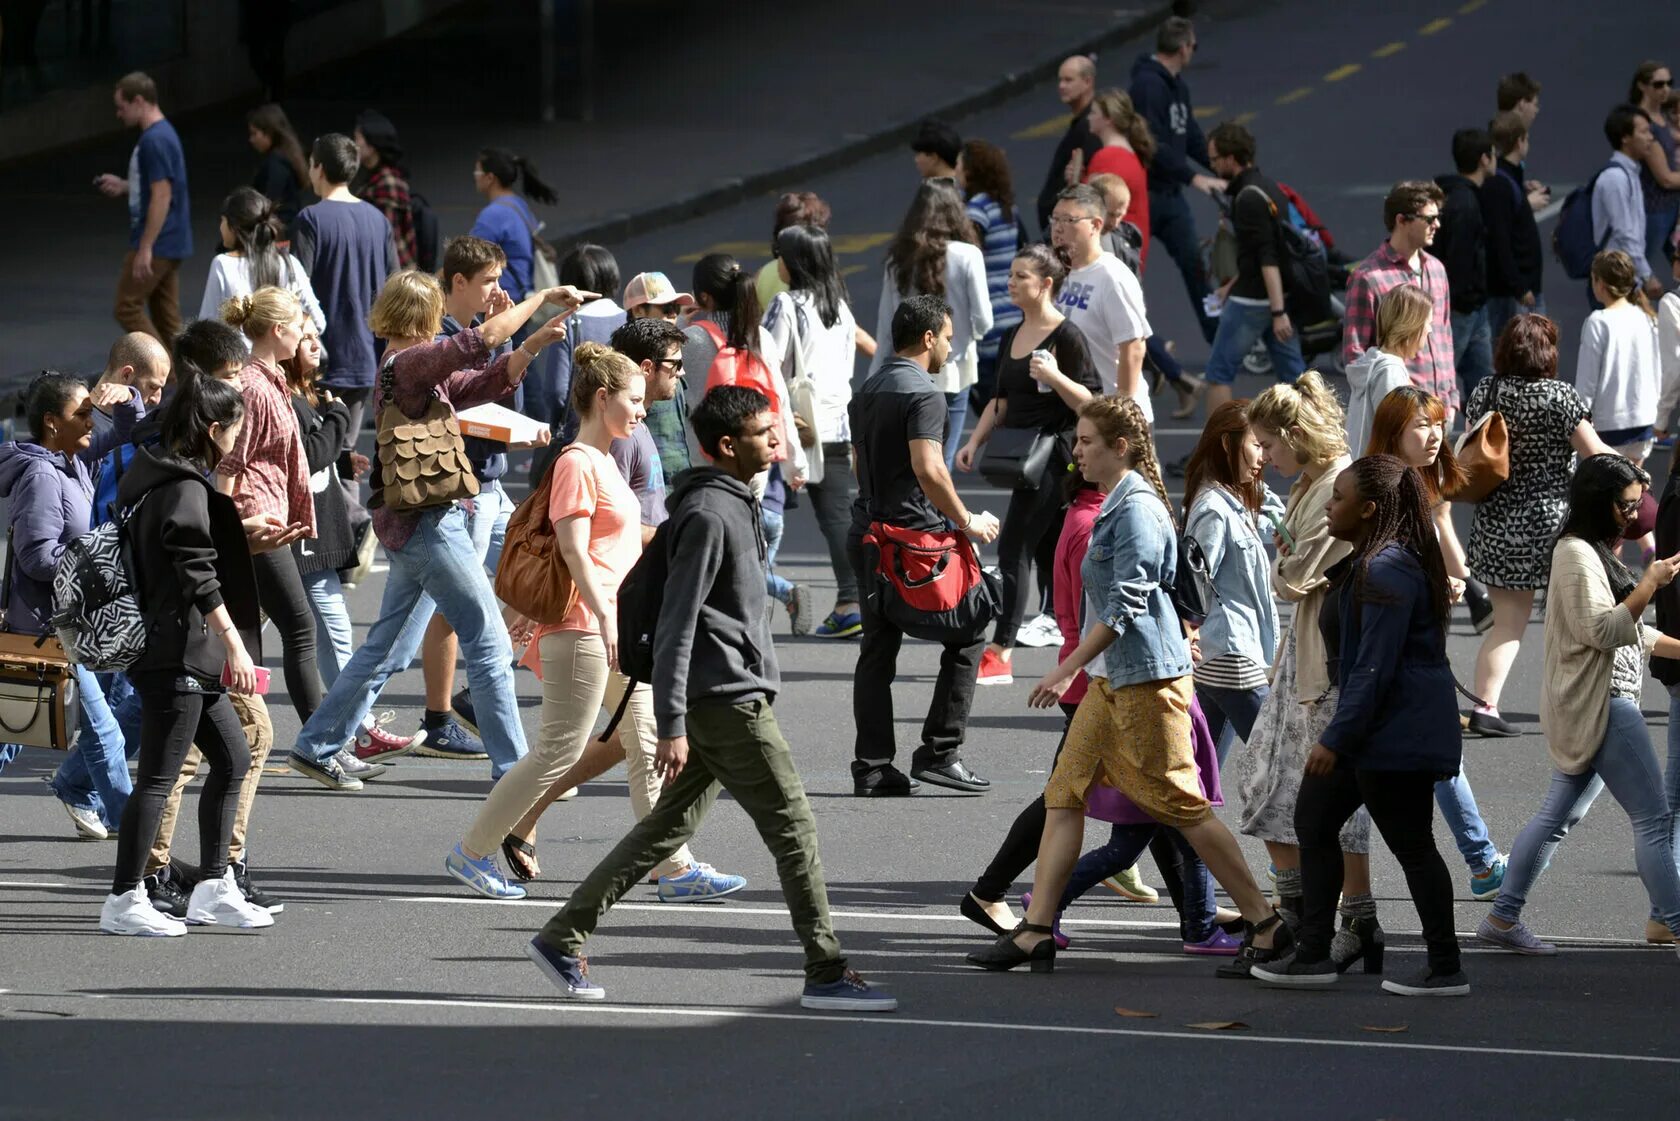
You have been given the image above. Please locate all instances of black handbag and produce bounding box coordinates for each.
[978,427,1059,490]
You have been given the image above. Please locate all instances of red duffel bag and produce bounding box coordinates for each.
[860,521,1000,645]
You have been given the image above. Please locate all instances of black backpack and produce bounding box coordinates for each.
[410,189,442,273]
[599,520,671,740]
[1236,185,1334,327]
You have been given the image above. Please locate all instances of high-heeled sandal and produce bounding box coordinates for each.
[1332,914,1385,975]
[960,892,1010,936]
[1216,910,1294,979]
[966,922,1057,972]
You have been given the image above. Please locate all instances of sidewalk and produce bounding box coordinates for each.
[0,0,1168,392]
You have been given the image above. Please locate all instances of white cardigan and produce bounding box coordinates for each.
[870,241,992,393]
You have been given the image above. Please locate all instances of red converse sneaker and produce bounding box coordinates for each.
[976,647,1013,686]
[353,712,425,762]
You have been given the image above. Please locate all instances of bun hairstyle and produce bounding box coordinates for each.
[221,285,302,342]
[570,342,638,418]
[24,371,86,444]
[1246,370,1348,466]
[1078,394,1172,524]
[1013,242,1067,296]
[221,186,286,290]
[160,372,247,472]
[691,252,763,350]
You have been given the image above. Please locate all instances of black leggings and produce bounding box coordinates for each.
[253,548,324,720]
[112,685,250,895]
[992,461,1066,648]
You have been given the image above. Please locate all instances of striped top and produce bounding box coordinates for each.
[966,191,1023,362]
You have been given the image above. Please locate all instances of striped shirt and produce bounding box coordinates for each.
[1193,652,1269,691]
[966,192,1023,363]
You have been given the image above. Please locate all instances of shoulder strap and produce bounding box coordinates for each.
[0,525,14,633]
[492,195,539,236]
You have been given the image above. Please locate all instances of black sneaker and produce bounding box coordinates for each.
[231,860,284,914]
[145,866,190,919]
[853,766,920,797]
[450,688,480,736]
[288,751,364,791]
[1251,954,1338,987]
[1467,711,1521,738]
[333,748,388,781]
[910,760,991,794]
[1381,967,1470,997]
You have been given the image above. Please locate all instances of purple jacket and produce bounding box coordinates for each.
[1085,694,1224,825]
[0,387,142,634]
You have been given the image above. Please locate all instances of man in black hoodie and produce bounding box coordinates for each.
[528,385,898,1012]
[1130,16,1224,341]
[1484,111,1547,343]
[1435,128,1495,396]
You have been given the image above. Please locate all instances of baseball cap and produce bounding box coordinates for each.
[623,271,695,311]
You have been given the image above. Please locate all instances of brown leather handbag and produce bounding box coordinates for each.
[494,446,581,625]
[371,352,480,513]
[0,529,79,751]
[1449,378,1510,503]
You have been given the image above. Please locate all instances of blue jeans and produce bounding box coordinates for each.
[1204,301,1305,386]
[49,668,139,830]
[943,391,968,469]
[1646,203,1678,276]
[1148,187,1218,342]
[763,508,793,604]
[1450,305,1493,399]
[303,567,354,688]
[1060,822,1218,942]
[293,505,527,779]
[1492,697,1680,933]
[1486,294,1545,345]
[468,478,515,573]
[1433,765,1499,874]
[1195,681,1268,765]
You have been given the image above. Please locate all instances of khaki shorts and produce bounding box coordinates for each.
[1043,674,1210,828]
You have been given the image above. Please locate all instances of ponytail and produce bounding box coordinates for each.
[1248,369,1348,466]
[1591,249,1656,319]
[479,146,558,206]
[692,253,763,351]
[1091,88,1157,165]
[221,186,285,290]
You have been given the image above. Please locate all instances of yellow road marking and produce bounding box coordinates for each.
[1193,105,1222,119]
[828,232,893,255]
[1324,63,1361,82]
[1231,111,1259,127]
[1458,0,1485,13]
[1275,86,1314,105]
[1012,114,1072,140]
[1371,41,1407,58]
[1420,17,1452,34]
[840,264,867,278]
[675,240,767,264]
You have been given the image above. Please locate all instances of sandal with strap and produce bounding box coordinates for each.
[1216,910,1295,980]
[965,921,1057,973]
[501,835,540,882]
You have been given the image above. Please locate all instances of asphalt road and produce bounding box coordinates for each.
[6,2,1680,1119]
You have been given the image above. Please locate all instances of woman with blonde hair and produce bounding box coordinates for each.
[1237,372,1383,975]
[968,395,1290,977]
[1345,283,1432,456]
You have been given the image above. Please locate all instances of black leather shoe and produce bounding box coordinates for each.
[911,760,990,793]
[853,767,920,797]
[1467,711,1521,738]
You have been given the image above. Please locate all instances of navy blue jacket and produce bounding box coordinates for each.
[1318,545,1462,773]
[1129,55,1206,192]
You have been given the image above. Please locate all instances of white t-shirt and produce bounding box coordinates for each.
[1054,252,1153,422]
[200,252,327,334]
[763,289,858,443]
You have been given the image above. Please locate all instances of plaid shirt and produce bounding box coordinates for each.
[1341,241,1458,414]
[218,359,317,536]
[358,164,417,269]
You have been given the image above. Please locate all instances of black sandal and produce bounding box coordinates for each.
[501,835,540,882]
[1216,910,1294,979]
[966,922,1057,973]
[960,892,1010,936]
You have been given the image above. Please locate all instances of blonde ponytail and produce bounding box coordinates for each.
[1248,370,1348,466]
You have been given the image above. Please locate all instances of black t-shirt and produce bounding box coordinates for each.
[990,320,1102,433]
[848,358,947,531]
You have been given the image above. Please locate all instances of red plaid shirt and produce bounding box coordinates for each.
[218,359,317,536]
[1341,241,1458,414]
[358,165,417,269]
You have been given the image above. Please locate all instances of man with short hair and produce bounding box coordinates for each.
[92,332,169,441]
[1483,112,1546,342]
[1496,72,1541,127]
[1048,185,1154,418]
[94,72,191,348]
[1435,129,1496,396]
[1342,181,1458,418]
[911,119,962,180]
[1203,122,1302,413]
[847,294,1000,797]
[622,272,696,478]
[1130,16,1222,341]
[1036,55,1102,232]
[528,385,898,1012]
[1595,106,1664,303]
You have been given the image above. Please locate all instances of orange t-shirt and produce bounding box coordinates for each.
[1084,145,1151,269]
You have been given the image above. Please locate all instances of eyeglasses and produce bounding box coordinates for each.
[1405,212,1442,227]
[1615,494,1645,516]
[1048,214,1098,226]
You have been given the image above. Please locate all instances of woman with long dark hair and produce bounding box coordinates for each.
[1478,454,1680,956]
[470,146,560,302]
[246,103,309,230]
[872,179,992,467]
[1253,455,1468,995]
[200,186,324,330]
[959,139,1024,403]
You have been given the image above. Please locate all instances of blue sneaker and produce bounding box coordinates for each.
[525,936,606,1000]
[801,969,898,1012]
[1469,853,1507,900]
[813,610,862,639]
[657,862,747,903]
[445,843,527,900]
[416,716,489,761]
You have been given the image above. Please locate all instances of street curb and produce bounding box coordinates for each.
[550,3,1175,250]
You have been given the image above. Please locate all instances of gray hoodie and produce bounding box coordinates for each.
[1343,346,1411,456]
[654,465,777,738]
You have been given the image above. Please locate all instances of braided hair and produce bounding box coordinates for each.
[1079,394,1172,526]
[1344,454,1451,622]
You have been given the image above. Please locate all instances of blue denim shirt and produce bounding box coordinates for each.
[1184,484,1281,669]
[1080,472,1193,687]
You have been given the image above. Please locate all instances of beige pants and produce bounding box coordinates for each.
[147,693,272,873]
[463,629,691,877]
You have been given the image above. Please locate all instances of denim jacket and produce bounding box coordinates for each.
[1081,472,1193,687]
[1184,484,1281,670]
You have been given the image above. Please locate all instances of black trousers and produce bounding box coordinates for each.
[253,547,324,720]
[112,684,250,895]
[845,529,980,776]
[1295,758,1462,975]
[993,465,1066,648]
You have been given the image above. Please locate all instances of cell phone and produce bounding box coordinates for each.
[222,664,271,694]
[1264,509,1295,549]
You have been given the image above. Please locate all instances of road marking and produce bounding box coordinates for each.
[840,265,866,279]
[1193,105,1221,119]
[1324,64,1361,82]
[1274,87,1314,106]
[829,232,893,255]
[1013,114,1072,141]
[675,240,768,265]
[1458,0,1486,12]
[1371,41,1407,58]
[1419,17,1452,34]
[1231,111,1259,127]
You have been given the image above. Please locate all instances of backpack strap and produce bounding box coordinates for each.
[0,525,14,633]
[492,195,540,237]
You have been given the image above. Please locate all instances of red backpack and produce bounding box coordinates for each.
[694,320,786,461]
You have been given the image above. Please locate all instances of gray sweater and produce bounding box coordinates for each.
[653,466,778,738]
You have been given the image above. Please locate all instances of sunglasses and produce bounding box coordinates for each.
[1405,212,1442,227]
[657,357,685,372]
[1651,78,1673,88]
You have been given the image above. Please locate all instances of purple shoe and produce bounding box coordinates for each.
[1020,892,1070,950]
[1183,928,1242,956]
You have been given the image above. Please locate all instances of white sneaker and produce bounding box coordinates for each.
[62,800,109,840]
[185,867,275,929]
[1016,613,1063,649]
[100,885,187,937]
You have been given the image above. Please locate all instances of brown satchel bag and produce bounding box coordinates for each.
[1449,378,1511,503]
[495,446,581,625]
[0,529,79,751]
[371,351,480,513]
